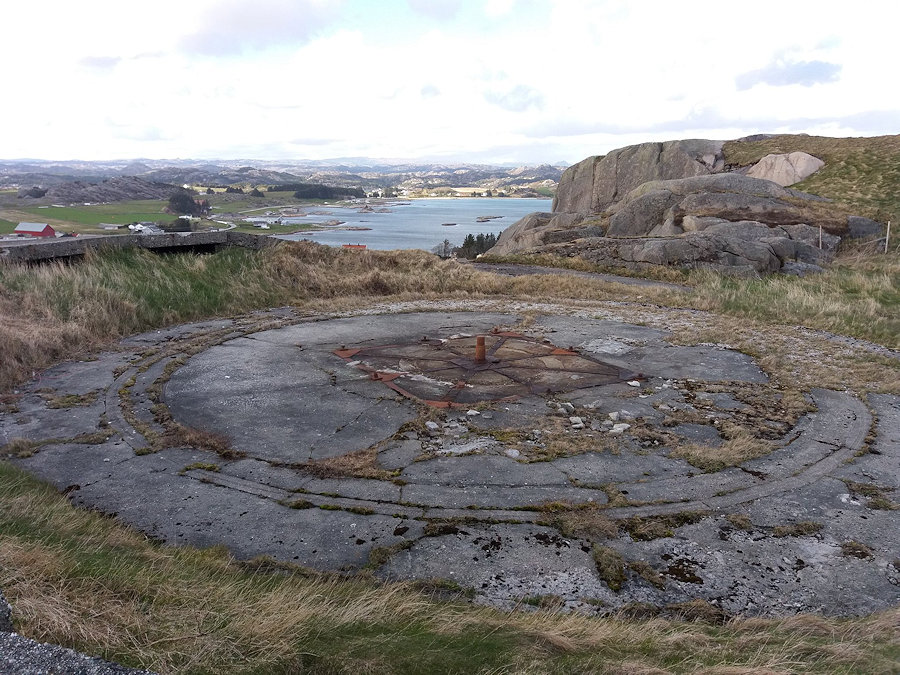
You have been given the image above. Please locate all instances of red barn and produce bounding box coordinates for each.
[15,222,55,237]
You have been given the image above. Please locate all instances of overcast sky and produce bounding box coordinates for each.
[3,0,898,164]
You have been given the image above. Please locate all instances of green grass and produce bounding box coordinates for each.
[691,249,900,349]
[723,134,900,224]
[0,217,17,234]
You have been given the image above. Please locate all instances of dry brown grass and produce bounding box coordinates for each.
[670,426,773,473]
[543,503,619,541]
[299,447,395,481]
[168,425,241,459]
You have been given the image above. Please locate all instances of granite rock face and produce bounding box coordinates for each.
[552,139,724,214]
[608,174,845,239]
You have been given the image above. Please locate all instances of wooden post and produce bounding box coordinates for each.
[886,221,891,254]
[818,224,822,249]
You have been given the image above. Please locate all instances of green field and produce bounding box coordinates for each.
[16,199,171,226]
[0,218,17,234]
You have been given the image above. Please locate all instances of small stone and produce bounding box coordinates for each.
[569,416,583,425]
[561,402,575,414]
[609,423,631,434]
[627,380,641,387]
[425,421,440,431]
[572,423,585,430]
[608,412,619,422]
[504,448,520,458]
[466,409,480,416]
[103,458,110,462]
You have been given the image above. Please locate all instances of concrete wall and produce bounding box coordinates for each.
[0,231,279,264]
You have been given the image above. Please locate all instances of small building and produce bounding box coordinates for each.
[15,222,55,237]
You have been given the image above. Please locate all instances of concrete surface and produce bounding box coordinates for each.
[3,308,898,618]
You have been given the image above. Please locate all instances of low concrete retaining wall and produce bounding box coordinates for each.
[0,231,279,264]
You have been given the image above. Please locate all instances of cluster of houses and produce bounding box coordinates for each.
[7,221,164,240]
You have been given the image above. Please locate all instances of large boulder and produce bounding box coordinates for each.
[553,139,724,214]
[607,174,847,238]
[745,151,824,186]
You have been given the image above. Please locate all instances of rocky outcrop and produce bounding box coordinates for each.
[491,136,885,276]
[543,227,833,277]
[491,212,591,256]
[552,139,724,214]
[745,152,824,186]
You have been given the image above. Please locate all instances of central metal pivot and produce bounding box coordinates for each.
[475,335,486,363]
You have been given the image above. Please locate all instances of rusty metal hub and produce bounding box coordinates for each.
[334,331,638,407]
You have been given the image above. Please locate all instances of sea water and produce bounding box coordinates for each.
[276,197,551,251]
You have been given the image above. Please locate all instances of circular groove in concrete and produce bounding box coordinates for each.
[4,307,898,617]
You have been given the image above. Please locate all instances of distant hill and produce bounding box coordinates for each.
[18,176,178,203]
[0,158,564,197]
[722,134,900,224]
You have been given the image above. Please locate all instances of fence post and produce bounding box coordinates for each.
[886,221,891,254]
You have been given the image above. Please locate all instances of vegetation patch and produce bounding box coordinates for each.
[365,540,414,570]
[42,391,99,408]
[841,540,874,559]
[168,425,242,459]
[669,425,773,473]
[519,594,564,610]
[179,462,220,475]
[299,447,395,481]
[773,521,824,538]
[542,503,618,541]
[725,513,754,531]
[592,545,626,591]
[1,437,43,458]
[627,560,666,589]
[843,480,899,510]
[284,498,315,510]
[619,512,709,541]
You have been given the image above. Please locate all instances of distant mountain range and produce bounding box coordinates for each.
[0,158,564,195]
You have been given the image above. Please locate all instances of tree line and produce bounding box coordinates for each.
[433,232,499,259]
[267,183,365,199]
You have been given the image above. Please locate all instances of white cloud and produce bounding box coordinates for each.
[1,0,898,162]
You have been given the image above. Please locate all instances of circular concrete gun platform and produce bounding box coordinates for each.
[3,306,898,617]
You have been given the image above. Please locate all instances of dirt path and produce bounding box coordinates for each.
[469,261,692,292]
